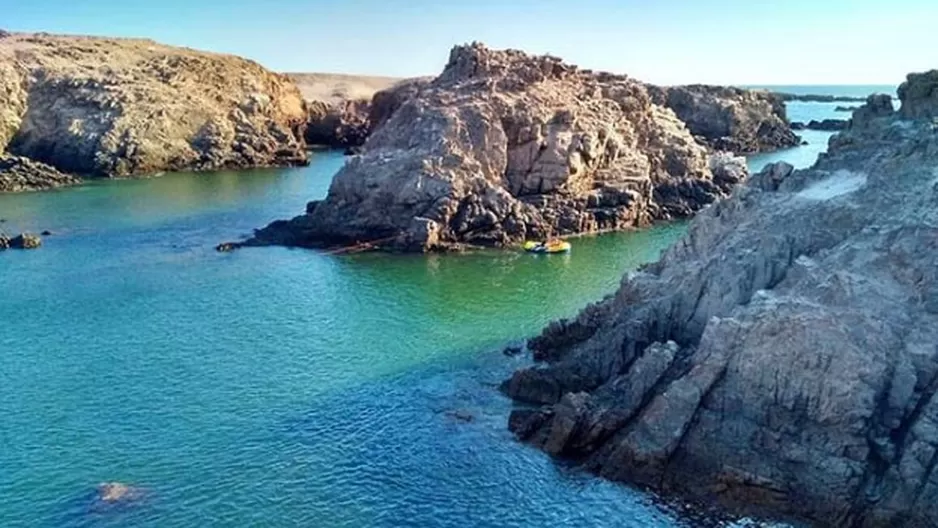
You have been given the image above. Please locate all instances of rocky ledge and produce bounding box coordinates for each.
[0,32,309,189]
[0,154,80,192]
[647,84,800,153]
[502,74,938,526]
[247,43,753,252]
[791,118,850,132]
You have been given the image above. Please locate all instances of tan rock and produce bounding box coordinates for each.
[250,43,748,251]
[0,32,308,179]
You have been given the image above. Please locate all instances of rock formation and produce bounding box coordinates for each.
[791,118,849,132]
[248,43,749,252]
[297,77,431,151]
[0,154,81,192]
[836,105,861,112]
[0,232,43,250]
[503,74,938,526]
[647,85,800,153]
[775,93,870,103]
[0,32,308,188]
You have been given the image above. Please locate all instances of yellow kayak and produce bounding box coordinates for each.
[524,240,571,254]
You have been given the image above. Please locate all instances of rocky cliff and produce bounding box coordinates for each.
[503,74,938,526]
[647,84,800,153]
[248,43,748,251]
[0,32,308,186]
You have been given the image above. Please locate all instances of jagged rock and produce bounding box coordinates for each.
[791,119,849,132]
[248,43,749,252]
[0,234,9,250]
[503,78,938,526]
[898,70,938,119]
[9,233,41,249]
[835,105,860,112]
[0,32,308,182]
[0,154,81,192]
[647,85,800,153]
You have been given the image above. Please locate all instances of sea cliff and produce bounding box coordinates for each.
[0,32,309,191]
[503,72,938,527]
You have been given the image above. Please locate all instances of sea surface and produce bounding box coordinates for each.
[0,90,866,527]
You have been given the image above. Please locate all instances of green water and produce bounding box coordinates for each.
[0,151,702,527]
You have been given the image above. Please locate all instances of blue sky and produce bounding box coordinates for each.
[3,0,935,85]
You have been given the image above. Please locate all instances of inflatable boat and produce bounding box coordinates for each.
[523,240,571,254]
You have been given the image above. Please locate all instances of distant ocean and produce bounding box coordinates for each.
[742,85,897,98]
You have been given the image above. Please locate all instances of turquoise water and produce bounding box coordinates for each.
[0,89,845,527]
[0,151,704,527]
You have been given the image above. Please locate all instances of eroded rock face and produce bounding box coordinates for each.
[302,78,431,151]
[0,154,80,192]
[0,32,308,178]
[503,76,938,526]
[647,85,800,153]
[249,43,748,251]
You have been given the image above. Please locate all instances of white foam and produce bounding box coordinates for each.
[796,170,867,200]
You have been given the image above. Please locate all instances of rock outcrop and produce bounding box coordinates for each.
[0,32,308,182]
[503,72,938,526]
[0,154,80,192]
[791,118,849,132]
[248,43,748,252]
[300,77,431,151]
[0,232,42,250]
[647,85,800,153]
[775,93,869,103]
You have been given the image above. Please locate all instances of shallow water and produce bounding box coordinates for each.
[0,96,837,527]
[0,151,708,527]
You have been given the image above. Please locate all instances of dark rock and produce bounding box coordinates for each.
[503,71,938,526]
[898,69,938,119]
[774,93,869,103]
[9,233,41,249]
[40,230,51,236]
[444,409,476,423]
[0,234,8,250]
[503,344,524,356]
[647,85,800,153]
[805,119,848,131]
[0,155,81,193]
[215,242,239,252]
[792,120,848,132]
[834,105,860,112]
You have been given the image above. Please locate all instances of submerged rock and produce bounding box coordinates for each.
[0,32,308,183]
[88,482,146,512]
[248,43,750,252]
[503,70,938,526]
[646,85,800,153]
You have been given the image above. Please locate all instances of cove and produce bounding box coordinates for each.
[0,150,711,527]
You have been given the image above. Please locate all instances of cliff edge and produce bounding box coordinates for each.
[0,32,308,189]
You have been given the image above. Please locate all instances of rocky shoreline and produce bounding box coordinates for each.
[501,73,938,526]
[0,32,310,192]
[246,43,806,253]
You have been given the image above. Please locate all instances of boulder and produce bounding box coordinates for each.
[503,77,938,526]
[248,43,749,252]
[9,233,41,249]
[88,482,146,512]
[0,32,308,180]
[646,85,800,153]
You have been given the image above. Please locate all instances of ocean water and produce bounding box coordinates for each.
[0,90,851,527]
